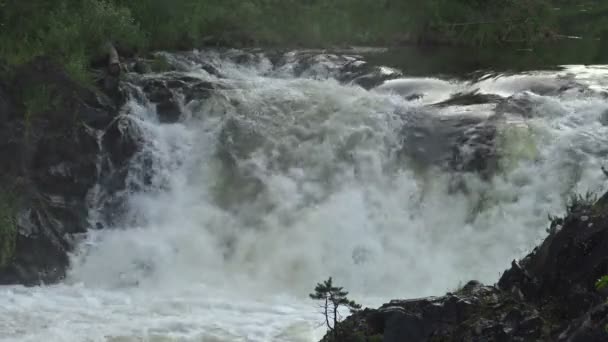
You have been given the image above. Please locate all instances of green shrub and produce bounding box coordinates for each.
[0,0,601,83]
[0,0,144,82]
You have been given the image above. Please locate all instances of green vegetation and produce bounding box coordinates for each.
[596,275,608,333]
[0,0,144,82]
[1,0,607,81]
[310,277,361,341]
[596,275,608,292]
[149,55,173,73]
[23,85,53,127]
[0,191,17,267]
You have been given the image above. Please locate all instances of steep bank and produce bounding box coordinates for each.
[0,58,131,285]
[329,193,608,341]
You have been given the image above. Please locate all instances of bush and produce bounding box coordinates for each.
[596,275,608,292]
[0,0,144,82]
[0,0,597,81]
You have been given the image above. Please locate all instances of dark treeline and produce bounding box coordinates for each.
[0,0,606,80]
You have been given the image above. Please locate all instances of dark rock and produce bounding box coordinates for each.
[139,74,221,123]
[155,100,181,123]
[142,79,182,123]
[102,116,142,168]
[559,302,608,342]
[0,57,126,285]
[339,60,403,90]
[184,81,216,103]
[600,109,608,126]
[133,59,152,74]
[269,51,402,89]
[398,109,498,177]
[435,91,503,107]
[495,93,540,118]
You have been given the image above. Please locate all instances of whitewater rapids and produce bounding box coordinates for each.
[2,51,608,341]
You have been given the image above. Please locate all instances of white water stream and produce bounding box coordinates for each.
[2,52,608,341]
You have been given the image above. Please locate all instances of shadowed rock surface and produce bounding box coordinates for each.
[0,58,134,285]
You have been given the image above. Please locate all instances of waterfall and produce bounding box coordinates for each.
[2,49,608,342]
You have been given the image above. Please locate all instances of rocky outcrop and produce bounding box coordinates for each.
[329,192,608,341]
[0,58,133,285]
[136,73,220,123]
[270,50,402,89]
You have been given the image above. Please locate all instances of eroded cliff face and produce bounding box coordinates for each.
[330,194,608,342]
[0,57,136,285]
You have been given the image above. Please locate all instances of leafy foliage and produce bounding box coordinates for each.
[0,0,143,82]
[596,275,608,292]
[0,1,605,81]
[310,277,361,340]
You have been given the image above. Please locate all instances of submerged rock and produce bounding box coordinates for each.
[328,192,608,342]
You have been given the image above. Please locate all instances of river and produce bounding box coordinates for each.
[2,45,608,341]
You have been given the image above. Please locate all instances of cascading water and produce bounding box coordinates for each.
[2,50,608,342]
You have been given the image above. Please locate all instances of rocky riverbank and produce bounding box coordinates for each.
[327,193,608,341]
[0,57,134,285]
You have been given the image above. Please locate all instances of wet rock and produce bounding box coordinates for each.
[270,51,402,88]
[435,91,503,107]
[183,81,216,103]
[560,302,608,342]
[0,57,124,285]
[398,110,498,177]
[495,93,540,118]
[141,79,182,123]
[139,74,221,123]
[599,109,608,126]
[102,116,142,168]
[132,58,152,74]
[338,60,403,89]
